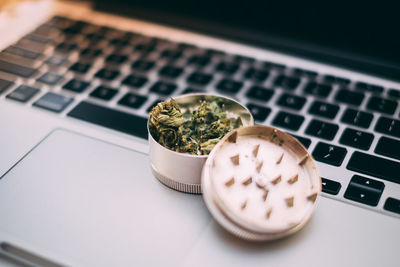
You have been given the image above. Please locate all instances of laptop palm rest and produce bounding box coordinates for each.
[0,129,211,266]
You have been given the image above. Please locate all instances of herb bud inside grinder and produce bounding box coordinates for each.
[147,94,254,194]
[149,97,243,155]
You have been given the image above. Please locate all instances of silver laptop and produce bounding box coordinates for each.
[1,0,399,266]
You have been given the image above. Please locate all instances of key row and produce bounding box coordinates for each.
[322,175,400,217]
[2,83,151,114]
[308,140,400,186]
[2,41,400,104]
[8,15,400,99]
[3,77,400,147]
[4,55,400,122]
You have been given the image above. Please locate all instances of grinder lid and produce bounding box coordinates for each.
[201,125,321,241]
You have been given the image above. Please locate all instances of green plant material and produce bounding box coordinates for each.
[149,98,242,155]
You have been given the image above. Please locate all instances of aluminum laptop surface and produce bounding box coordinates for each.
[0,1,399,266]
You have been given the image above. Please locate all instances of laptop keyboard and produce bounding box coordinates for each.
[1,16,400,216]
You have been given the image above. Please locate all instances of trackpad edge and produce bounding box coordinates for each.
[0,129,211,266]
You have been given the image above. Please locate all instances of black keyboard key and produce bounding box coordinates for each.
[0,78,14,95]
[366,96,397,115]
[0,52,36,67]
[308,101,339,119]
[131,60,155,72]
[159,65,183,79]
[375,117,400,138]
[215,61,239,74]
[323,75,350,85]
[16,39,48,53]
[122,74,148,89]
[37,72,63,85]
[4,46,42,60]
[384,198,400,215]
[312,142,347,166]
[303,82,332,98]
[98,26,122,38]
[187,55,211,67]
[355,82,384,94]
[205,48,225,57]
[90,86,118,101]
[0,60,37,78]
[276,93,306,110]
[305,120,338,140]
[187,72,213,86]
[344,175,384,206]
[80,48,102,59]
[347,151,400,184]
[62,21,88,35]
[33,24,59,38]
[6,85,39,103]
[177,42,197,50]
[33,92,73,113]
[69,62,91,74]
[263,61,285,70]
[339,128,374,150]
[67,101,148,139]
[56,42,77,52]
[134,43,156,54]
[335,88,364,106]
[96,26,117,36]
[375,136,400,160]
[274,75,300,90]
[45,55,67,66]
[290,134,311,149]
[24,33,52,44]
[293,68,318,78]
[160,49,182,60]
[149,81,177,96]
[246,86,274,102]
[118,92,148,109]
[272,111,304,131]
[341,109,373,128]
[246,103,271,122]
[109,37,130,47]
[105,54,128,65]
[244,68,269,82]
[47,16,71,27]
[388,88,400,98]
[234,55,255,63]
[321,178,341,195]
[94,68,120,81]
[85,33,104,42]
[216,79,243,94]
[63,78,90,93]
[334,77,351,85]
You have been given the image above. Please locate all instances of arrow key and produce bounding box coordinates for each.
[384,198,400,215]
[344,175,384,206]
[321,178,341,195]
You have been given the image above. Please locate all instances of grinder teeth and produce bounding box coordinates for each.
[230,154,240,166]
[276,152,284,164]
[271,175,282,185]
[288,174,299,184]
[242,176,252,186]
[225,177,235,187]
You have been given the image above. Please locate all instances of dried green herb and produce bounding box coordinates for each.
[149,98,242,155]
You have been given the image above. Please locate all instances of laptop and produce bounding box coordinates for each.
[0,0,399,266]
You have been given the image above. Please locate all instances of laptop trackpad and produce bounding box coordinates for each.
[0,129,211,266]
